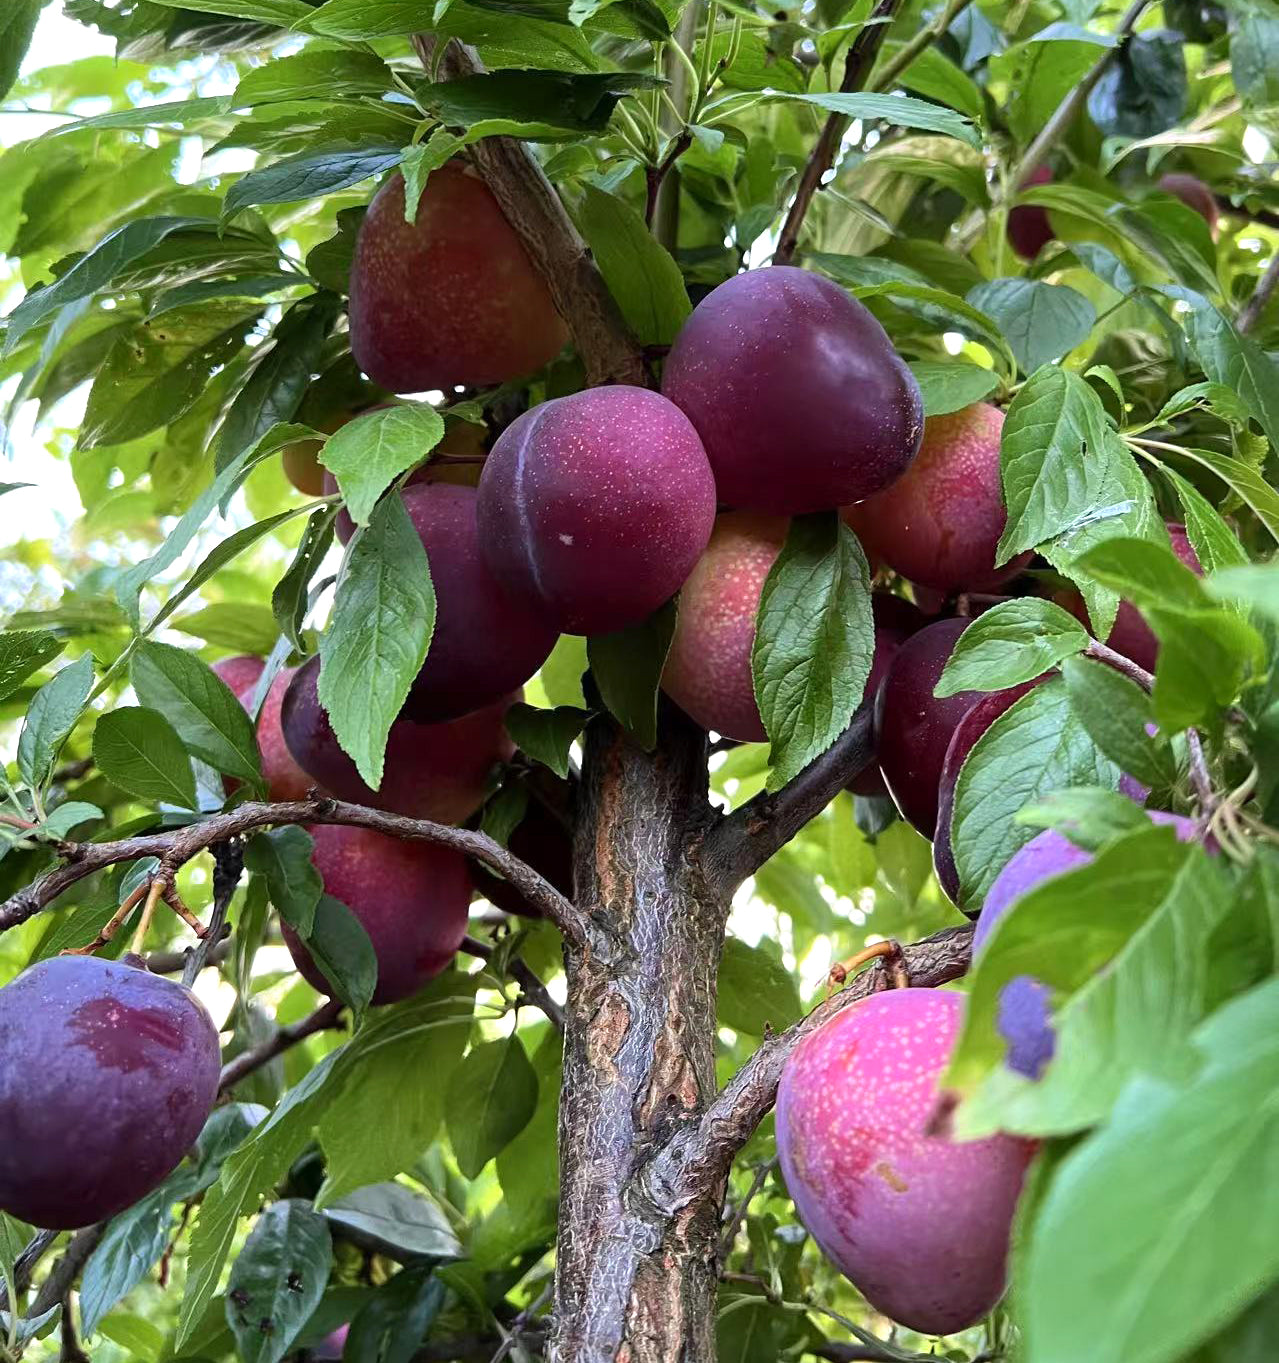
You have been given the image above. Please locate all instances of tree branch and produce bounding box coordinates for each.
[1237,251,1279,335]
[703,704,875,896]
[952,0,1152,252]
[412,35,644,387]
[0,796,587,948]
[774,0,905,266]
[639,922,973,1215]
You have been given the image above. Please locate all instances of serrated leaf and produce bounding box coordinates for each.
[92,707,198,809]
[505,703,589,778]
[446,1035,538,1179]
[225,1200,332,1363]
[17,654,94,790]
[935,599,1088,697]
[907,359,1000,416]
[753,514,873,790]
[1060,656,1178,788]
[244,827,322,936]
[317,493,434,790]
[130,641,262,787]
[587,600,677,752]
[320,404,444,528]
[0,631,64,705]
[967,279,1096,375]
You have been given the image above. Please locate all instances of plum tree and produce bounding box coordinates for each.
[975,814,1198,1076]
[0,956,220,1229]
[1058,522,1202,671]
[843,403,1031,594]
[931,678,1046,903]
[213,656,313,802]
[662,512,788,742]
[282,656,514,824]
[469,799,574,917]
[661,266,923,513]
[1007,165,1056,258]
[336,482,557,723]
[348,165,568,393]
[476,385,717,635]
[1158,172,1218,234]
[847,595,929,797]
[776,989,1036,1335]
[281,824,471,1006]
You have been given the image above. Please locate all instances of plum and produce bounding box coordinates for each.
[282,823,471,1006]
[661,267,923,513]
[1007,165,1055,259]
[1057,522,1202,673]
[843,403,1031,594]
[776,989,1036,1335]
[476,385,716,635]
[469,799,574,918]
[1157,172,1218,236]
[975,813,1197,1077]
[213,657,314,803]
[661,511,788,742]
[281,656,514,825]
[336,483,557,723]
[0,955,220,1229]
[932,678,1047,906]
[348,165,568,393]
[875,618,986,836]
[847,595,930,797]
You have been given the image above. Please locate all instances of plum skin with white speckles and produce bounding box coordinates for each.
[776,989,1036,1336]
[476,385,717,636]
[661,267,923,514]
[0,955,221,1230]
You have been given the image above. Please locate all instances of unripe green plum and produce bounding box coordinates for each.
[282,824,471,1006]
[843,403,1031,594]
[661,267,923,513]
[281,656,514,825]
[0,955,220,1229]
[777,989,1036,1335]
[349,166,568,393]
[1007,165,1055,259]
[213,656,314,802]
[1056,522,1201,672]
[476,385,717,636]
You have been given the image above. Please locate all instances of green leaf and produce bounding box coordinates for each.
[1186,305,1279,450]
[773,90,980,147]
[416,69,662,135]
[315,976,478,1205]
[92,707,198,809]
[3,216,214,354]
[505,703,590,778]
[1022,976,1279,1363]
[575,184,691,346]
[935,599,1088,697]
[1061,655,1178,787]
[322,1183,462,1262]
[587,599,677,752]
[320,404,444,528]
[317,493,435,790]
[0,1,41,103]
[718,938,802,1036]
[17,654,94,790]
[951,679,1120,910]
[967,279,1096,375]
[225,1200,332,1363]
[129,641,262,787]
[907,359,999,416]
[446,1035,539,1179]
[244,828,322,936]
[753,514,873,790]
[234,49,393,105]
[223,146,403,221]
[0,631,65,705]
[302,894,378,1023]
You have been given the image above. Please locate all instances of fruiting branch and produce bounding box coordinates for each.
[640,922,973,1213]
[0,796,587,948]
[411,35,645,387]
[773,0,905,267]
[703,703,876,895]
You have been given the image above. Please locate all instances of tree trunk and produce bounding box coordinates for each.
[551,705,727,1363]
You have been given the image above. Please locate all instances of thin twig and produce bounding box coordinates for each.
[1237,252,1279,335]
